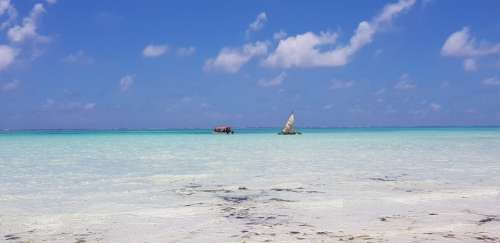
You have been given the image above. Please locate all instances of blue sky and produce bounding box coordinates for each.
[1,0,500,129]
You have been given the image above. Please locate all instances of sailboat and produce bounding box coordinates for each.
[278,112,301,135]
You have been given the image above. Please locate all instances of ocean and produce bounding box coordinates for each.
[1,128,500,242]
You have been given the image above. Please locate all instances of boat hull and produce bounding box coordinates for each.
[278,132,302,135]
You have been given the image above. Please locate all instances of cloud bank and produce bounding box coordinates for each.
[263,0,416,68]
[7,3,48,43]
[143,44,168,58]
[204,41,268,73]
[0,0,55,72]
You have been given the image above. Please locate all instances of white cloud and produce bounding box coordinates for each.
[0,79,19,92]
[177,46,196,57]
[263,31,341,68]
[142,44,168,57]
[331,79,354,90]
[0,0,10,15]
[0,0,17,30]
[375,88,386,96]
[204,41,268,73]
[394,73,416,90]
[429,103,441,112]
[441,27,500,57]
[394,80,415,90]
[7,3,48,43]
[323,104,334,110]
[463,58,477,72]
[0,45,16,71]
[263,0,415,68]
[440,81,450,88]
[46,0,57,5]
[442,27,500,71]
[200,102,210,109]
[373,0,416,25]
[44,98,55,107]
[62,50,94,64]
[83,103,96,110]
[180,96,192,103]
[273,30,287,40]
[257,72,286,87]
[120,75,134,91]
[246,12,267,35]
[482,77,500,86]
[43,99,96,112]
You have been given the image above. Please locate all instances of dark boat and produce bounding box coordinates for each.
[213,126,234,134]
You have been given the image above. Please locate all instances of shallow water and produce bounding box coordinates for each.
[1,128,500,242]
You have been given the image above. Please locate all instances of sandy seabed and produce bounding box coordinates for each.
[1,130,500,242]
[2,176,499,243]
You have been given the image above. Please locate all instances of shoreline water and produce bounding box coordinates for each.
[1,128,499,242]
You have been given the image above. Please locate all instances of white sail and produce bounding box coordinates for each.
[282,113,296,134]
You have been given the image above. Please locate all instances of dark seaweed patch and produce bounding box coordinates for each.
[369,174,407,182]
[478,216,498,225]
[220,195,250,203]
[174,183,333,241]
[184,202,204,207]
[271,187,324,194]
[4,235,21,241]
[186,183,202,188]
[200,189,233,193]
[369,177,397,182]
[269,198,295,202]
[305,190,325,194]
[298,223,314,227]
[474,235,499,242]
[271,188,299,192]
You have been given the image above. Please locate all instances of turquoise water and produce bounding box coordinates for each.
[1,128,500,242]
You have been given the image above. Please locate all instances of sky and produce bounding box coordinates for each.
[1,0,500,129]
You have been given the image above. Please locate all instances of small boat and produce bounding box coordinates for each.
[278,112,301,135]
[213,126,234,134]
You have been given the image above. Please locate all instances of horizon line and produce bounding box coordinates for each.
[2,125,500,132]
